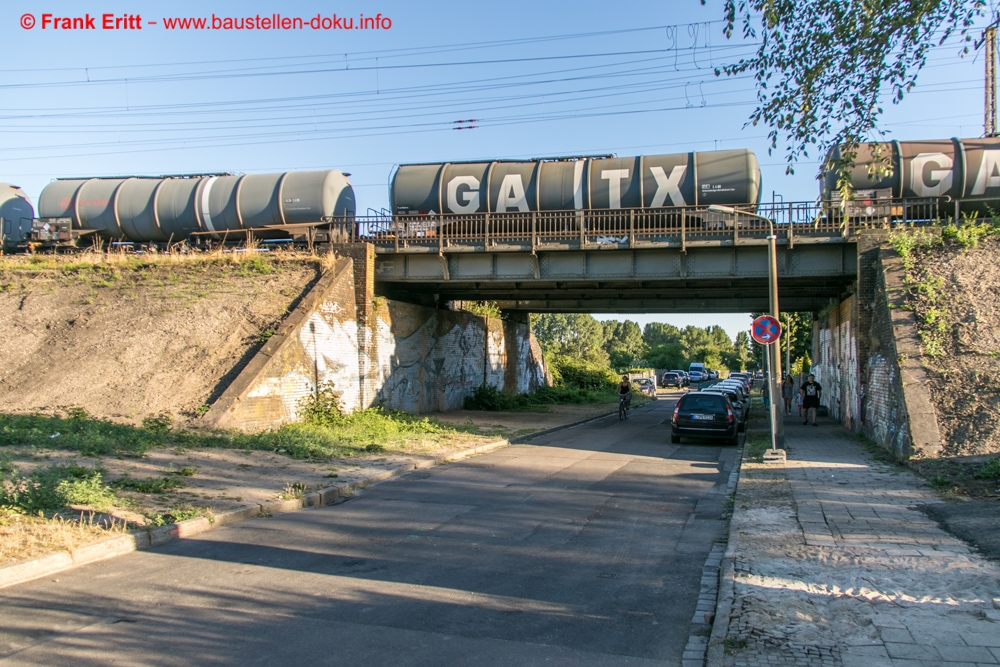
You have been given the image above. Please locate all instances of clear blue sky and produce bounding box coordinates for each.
[2,1,990,339]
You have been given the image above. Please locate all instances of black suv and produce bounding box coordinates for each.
[660,372,683,389]
[670,392,739,446]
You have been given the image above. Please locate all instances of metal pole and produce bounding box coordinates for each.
[765,343,777,451]
[767,229,785,448]
[786,312,791,379]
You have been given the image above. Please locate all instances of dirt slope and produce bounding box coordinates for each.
[0,256,320,423]
[905,234,1000,456]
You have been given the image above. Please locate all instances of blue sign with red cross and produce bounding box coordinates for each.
[751,315,782,345]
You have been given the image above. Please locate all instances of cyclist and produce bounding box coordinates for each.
[618,375,633,411]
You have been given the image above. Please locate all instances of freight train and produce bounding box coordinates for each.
[3,137,1000,252]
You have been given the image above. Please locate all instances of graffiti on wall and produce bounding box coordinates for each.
[813,317,860,430]
[864,353,910,458]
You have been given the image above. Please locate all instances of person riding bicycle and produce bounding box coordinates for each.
[618,375,632,410]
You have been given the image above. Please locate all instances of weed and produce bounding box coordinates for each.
[461,301,502,319]
[889,227,939,270]
[234,256,275,276]
[110,475,186,494]
[744,433,770,461]
[279,482,309,500]
[928,474,952,489]
[141,412,173,433]
[724,638,748,653]
[0,463,118,513]
[145,505,204,527]
[169,467,197,477]
[195,404,211,417]
[941,219,999,249]
[255,329,276,345]
[974,457,1000,480]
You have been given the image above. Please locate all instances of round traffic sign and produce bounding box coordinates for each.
[751,315,782,345]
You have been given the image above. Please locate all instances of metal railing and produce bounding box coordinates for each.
[329,198,948,252]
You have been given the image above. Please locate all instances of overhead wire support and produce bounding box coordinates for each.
[987,24,997,137]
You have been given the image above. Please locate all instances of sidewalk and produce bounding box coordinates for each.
[712,416,1000,667]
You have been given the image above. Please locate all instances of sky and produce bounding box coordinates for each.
[2,1,994,340]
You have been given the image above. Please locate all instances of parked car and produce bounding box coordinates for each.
[670,370,691,387]
[670,392,739,446]
[660,372,683,389]
[635,378,656,396]
[702,387,749,431]
[716,380,751,401]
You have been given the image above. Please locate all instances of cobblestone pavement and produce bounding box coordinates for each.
[714,417,1000,667]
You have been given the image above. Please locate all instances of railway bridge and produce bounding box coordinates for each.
[353,199,939,314]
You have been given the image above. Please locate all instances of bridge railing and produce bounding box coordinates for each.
[338,197,950,251]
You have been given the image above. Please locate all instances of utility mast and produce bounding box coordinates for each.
[986,24,997,137]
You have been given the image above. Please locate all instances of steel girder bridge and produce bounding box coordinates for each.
[342,198,942,313]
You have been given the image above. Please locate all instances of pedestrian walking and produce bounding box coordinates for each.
[782,376,795,415]
[800,374,822,426]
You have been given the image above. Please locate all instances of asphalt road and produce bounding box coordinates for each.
[0,396,736,666]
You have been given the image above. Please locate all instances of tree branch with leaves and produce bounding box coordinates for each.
[713,0,984,190]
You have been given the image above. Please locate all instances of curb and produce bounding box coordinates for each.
[705,437,752,667]
[0,438,508,591]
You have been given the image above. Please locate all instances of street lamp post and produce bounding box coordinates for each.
[708,205,785,449]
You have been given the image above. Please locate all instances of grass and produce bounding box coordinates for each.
[109,475,186,494]
[745,432,770,461]
[0,509,131,565]
[1,462,120,513]
[0,403,489,463]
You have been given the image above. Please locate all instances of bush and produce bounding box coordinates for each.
[0,463,118,513]
[549,356,618,391]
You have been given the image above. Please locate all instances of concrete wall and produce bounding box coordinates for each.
[811,234,943,459]
[204,253,548,431]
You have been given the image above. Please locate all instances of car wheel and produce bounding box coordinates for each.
[670,434,681,444]
[728,433,739,447]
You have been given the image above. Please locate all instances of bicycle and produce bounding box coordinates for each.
[619,392,630,421]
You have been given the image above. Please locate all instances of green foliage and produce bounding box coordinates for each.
[716,0,981,179]
[941,219,999,249]
[234,256,275,276]
[110,475,186,494]
[141,412,173,434]
[889,228,939,271]
[532,313,609,364]
[974,457,1000,480]
[461,301,502,319]
[255,329,276,345]
[169,467,197,477]
[928,474,952,490]
[0,462,118,513]
[297,383,345,424]
[549,356,619,391]
[602,320,648,370]
[463,383,618,411]
[145,505,204,527]
[0,412,174,457]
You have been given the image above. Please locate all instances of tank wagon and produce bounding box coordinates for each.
[35,170,355,245]
[390,149,761,216]
[1,184,34,251]
[822,137,1000,213]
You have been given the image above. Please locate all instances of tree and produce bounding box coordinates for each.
[643,322,682,347]
[715,0,983,183]
[723,331,754,371]
[531,313,609,364]
[603,320,648,369]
